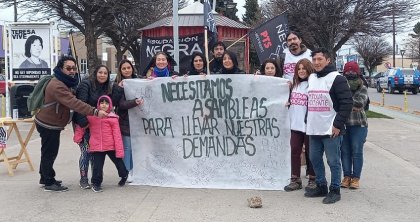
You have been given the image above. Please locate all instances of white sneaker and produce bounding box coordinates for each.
[126,170,133,183]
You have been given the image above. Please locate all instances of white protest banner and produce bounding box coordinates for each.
[124,75,291,190]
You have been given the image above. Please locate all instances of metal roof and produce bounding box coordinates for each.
[140,14,249,30]
[140,2,249,31]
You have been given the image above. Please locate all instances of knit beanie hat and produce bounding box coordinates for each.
[343,61,361,75]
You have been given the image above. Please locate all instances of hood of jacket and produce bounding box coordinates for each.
[97,95,114,113]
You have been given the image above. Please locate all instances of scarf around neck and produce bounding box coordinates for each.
[53,67,79,88]
[153,66,169,77]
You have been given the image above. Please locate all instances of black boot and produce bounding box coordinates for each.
[304,183,328,197]
[118,176,127,186]
[322,187,341,204]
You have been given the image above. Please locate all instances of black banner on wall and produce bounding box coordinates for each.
[140,34,205,75]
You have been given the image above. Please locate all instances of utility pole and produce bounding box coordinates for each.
[173,0,179,73]
[13,0,17,22]
[392,9,396,67]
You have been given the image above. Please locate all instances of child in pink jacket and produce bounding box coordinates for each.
[74,95,128,192]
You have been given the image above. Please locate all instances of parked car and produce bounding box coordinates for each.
[369,72,383,88]
[377,68,420,94]
[0,74,6,96]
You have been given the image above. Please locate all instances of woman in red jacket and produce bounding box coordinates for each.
[74,95,128,192]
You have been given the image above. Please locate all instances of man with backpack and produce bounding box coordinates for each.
[35,56,108,192]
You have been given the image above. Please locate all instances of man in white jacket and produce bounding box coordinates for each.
[304,48,353,204]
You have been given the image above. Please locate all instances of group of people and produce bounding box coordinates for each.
[36,56,143,193]
[272,31,369,204]
[35,31,368,204]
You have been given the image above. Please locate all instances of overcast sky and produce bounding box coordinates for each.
[1,0,415,49]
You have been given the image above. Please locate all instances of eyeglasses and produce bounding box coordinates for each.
[64,66,77,71]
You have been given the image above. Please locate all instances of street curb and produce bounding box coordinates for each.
[371,100,420,116]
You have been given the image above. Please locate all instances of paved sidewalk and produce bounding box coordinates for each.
[1,114,420,221]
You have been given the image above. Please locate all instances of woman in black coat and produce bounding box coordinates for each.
[186,52,207,75]
[217,50,245,74]
[73,65,112,189]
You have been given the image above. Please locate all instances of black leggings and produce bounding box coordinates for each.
[91,151,128,186]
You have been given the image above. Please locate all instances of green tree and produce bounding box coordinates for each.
[242,0,262,26]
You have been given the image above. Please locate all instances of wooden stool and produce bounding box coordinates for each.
[0,118,36,176]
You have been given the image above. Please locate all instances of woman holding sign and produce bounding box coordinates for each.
[144,52,179,78]
[186,52,207,75]
[216,51,245,74]
[259,59,282,77]
[112,59,144,183]
[20,35,48,69]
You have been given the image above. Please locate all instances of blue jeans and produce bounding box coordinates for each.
[122,136,133,171]
[341,126,368,179]
[309,135,343,189]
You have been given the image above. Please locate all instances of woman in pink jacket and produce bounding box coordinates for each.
[74,95,128,192]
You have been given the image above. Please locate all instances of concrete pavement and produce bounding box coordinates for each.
[1,107,420,222]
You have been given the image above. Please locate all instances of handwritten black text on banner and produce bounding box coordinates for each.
[124,75,291,190]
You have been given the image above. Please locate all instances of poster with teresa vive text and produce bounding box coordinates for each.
[124,75,291,190]
[10,25,51,81]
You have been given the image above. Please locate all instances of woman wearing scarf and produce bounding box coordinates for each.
[340,61,368,190]
[145,51,179,78]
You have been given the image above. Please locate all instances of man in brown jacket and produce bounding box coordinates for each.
[35,56,107,192]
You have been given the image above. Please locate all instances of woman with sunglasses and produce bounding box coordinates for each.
[73,65,114,189]
[340,61,368,190]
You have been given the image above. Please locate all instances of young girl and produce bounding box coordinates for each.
[284,58,316,191]
[74,95,128,192]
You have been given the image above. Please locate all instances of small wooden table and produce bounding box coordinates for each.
[0,118,36,176]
